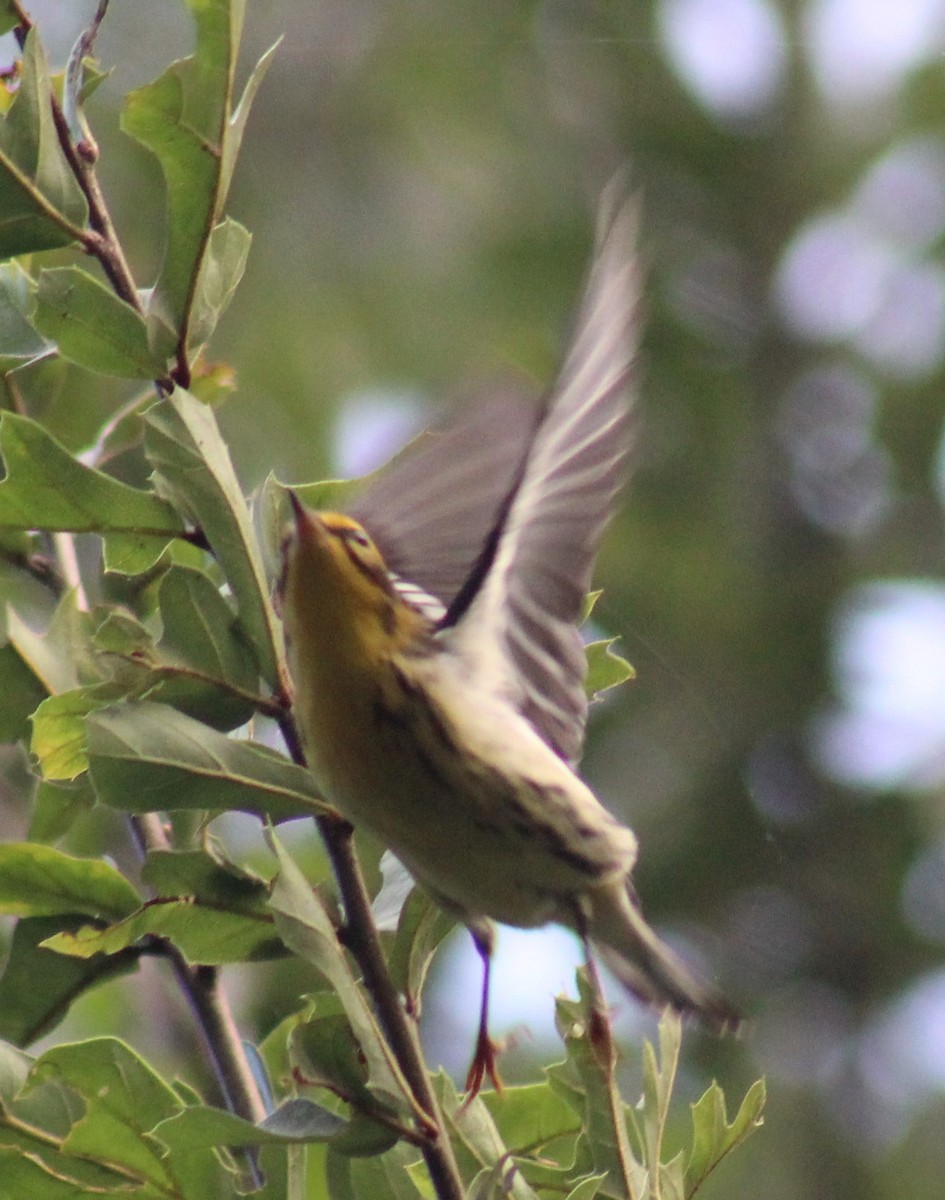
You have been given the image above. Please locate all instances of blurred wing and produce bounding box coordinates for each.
[446,191,641,764]
[349,388,543,618]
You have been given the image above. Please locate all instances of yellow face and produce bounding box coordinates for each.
[308,510,392,590]
[279,496,402,656]
[282,496,388,589]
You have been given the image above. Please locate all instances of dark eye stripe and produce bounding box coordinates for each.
[334,528,392,590]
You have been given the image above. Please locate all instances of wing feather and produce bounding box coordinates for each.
[446,191,641,763]
[349,388,543,611]
[348,188,640,763]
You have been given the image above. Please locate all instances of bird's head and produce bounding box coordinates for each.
[278,492,422,664]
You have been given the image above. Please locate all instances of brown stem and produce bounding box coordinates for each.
[10,2,32,44]
[278,714,465,1200]
[171,962,268,1125]
[44,0,144,317]
[38,10,174,395]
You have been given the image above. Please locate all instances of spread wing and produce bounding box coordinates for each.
[444,191,641,764]
[349,189,640,764]
[349,387,544,621]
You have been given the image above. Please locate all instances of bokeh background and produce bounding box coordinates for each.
[5,1,945,1196]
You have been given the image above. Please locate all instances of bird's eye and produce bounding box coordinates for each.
[347,528,371,550]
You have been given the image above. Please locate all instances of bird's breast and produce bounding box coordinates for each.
[291,643,637,928]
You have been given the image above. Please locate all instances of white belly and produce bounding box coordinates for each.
[297,650,636,929]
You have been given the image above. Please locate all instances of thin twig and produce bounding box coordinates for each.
[172,963,268,1126]
[40,0,175,397]
[10,2,32,46]
[44,2,145,316]
[62,0,110,154]
[127,813,267,1187]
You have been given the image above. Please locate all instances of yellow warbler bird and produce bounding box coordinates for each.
[278,193,737,1093]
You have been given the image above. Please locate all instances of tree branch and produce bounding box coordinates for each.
[278,712,466,1200]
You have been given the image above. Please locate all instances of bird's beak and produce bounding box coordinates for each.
[285,490,330,550]
[287,489,307,527]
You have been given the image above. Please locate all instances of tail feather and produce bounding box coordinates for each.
[590,885,741,1036]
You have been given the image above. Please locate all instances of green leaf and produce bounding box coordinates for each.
[0,843,139,918]
[0,260,50,359]
[326,1139,427,1200]
[640,1014,681,1190]
[28,1039,184,1190]
[141,845,270,904]
[6,595,89,703]
[73,572,260,733]
[480,1081,579,1156]
[435,1073,541,1200]
[188,216,252,349]
[43,896,281,966]
[286,1012,402,1157]
[32,266,167,378]
[0,5,20,36]
[0,916,141,1046]
[62,847,274,967]
[0,639,47,740]
[0,411,184,536]
[28,776,97,843]
[31,684,127,780]
[154,1090,377,1200]
[0,1040,77,1140]
[0,32,88,257]
[0,1039,33,1109]
[86,700,328,821]
[261,1098,349,1143]
[218,36,280,220]
[144,390,282,686]
[75,60,113,106]
[0,1039,131,1193]
[550,976,647,1200]
[100,531,166,576]
[266,828,410,1111]
[121,2,273,360]
[287,998,400,1154]
[371,851,415,932]
[584,637,635,699]
[581,590,603,623]
[685,1077,766,1195]
[152,563,259,727]
[155,1100,346,1152]
[385,881,455,1007]
[0,1144,136,1197]
[564,1176,608,1200]
[466,1158,544,1200]
[152,1098,371,1200]
[89,603,154,660]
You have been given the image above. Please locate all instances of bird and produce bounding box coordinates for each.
[277,188,738,1095]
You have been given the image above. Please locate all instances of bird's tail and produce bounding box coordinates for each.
[589,883,741,1036]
